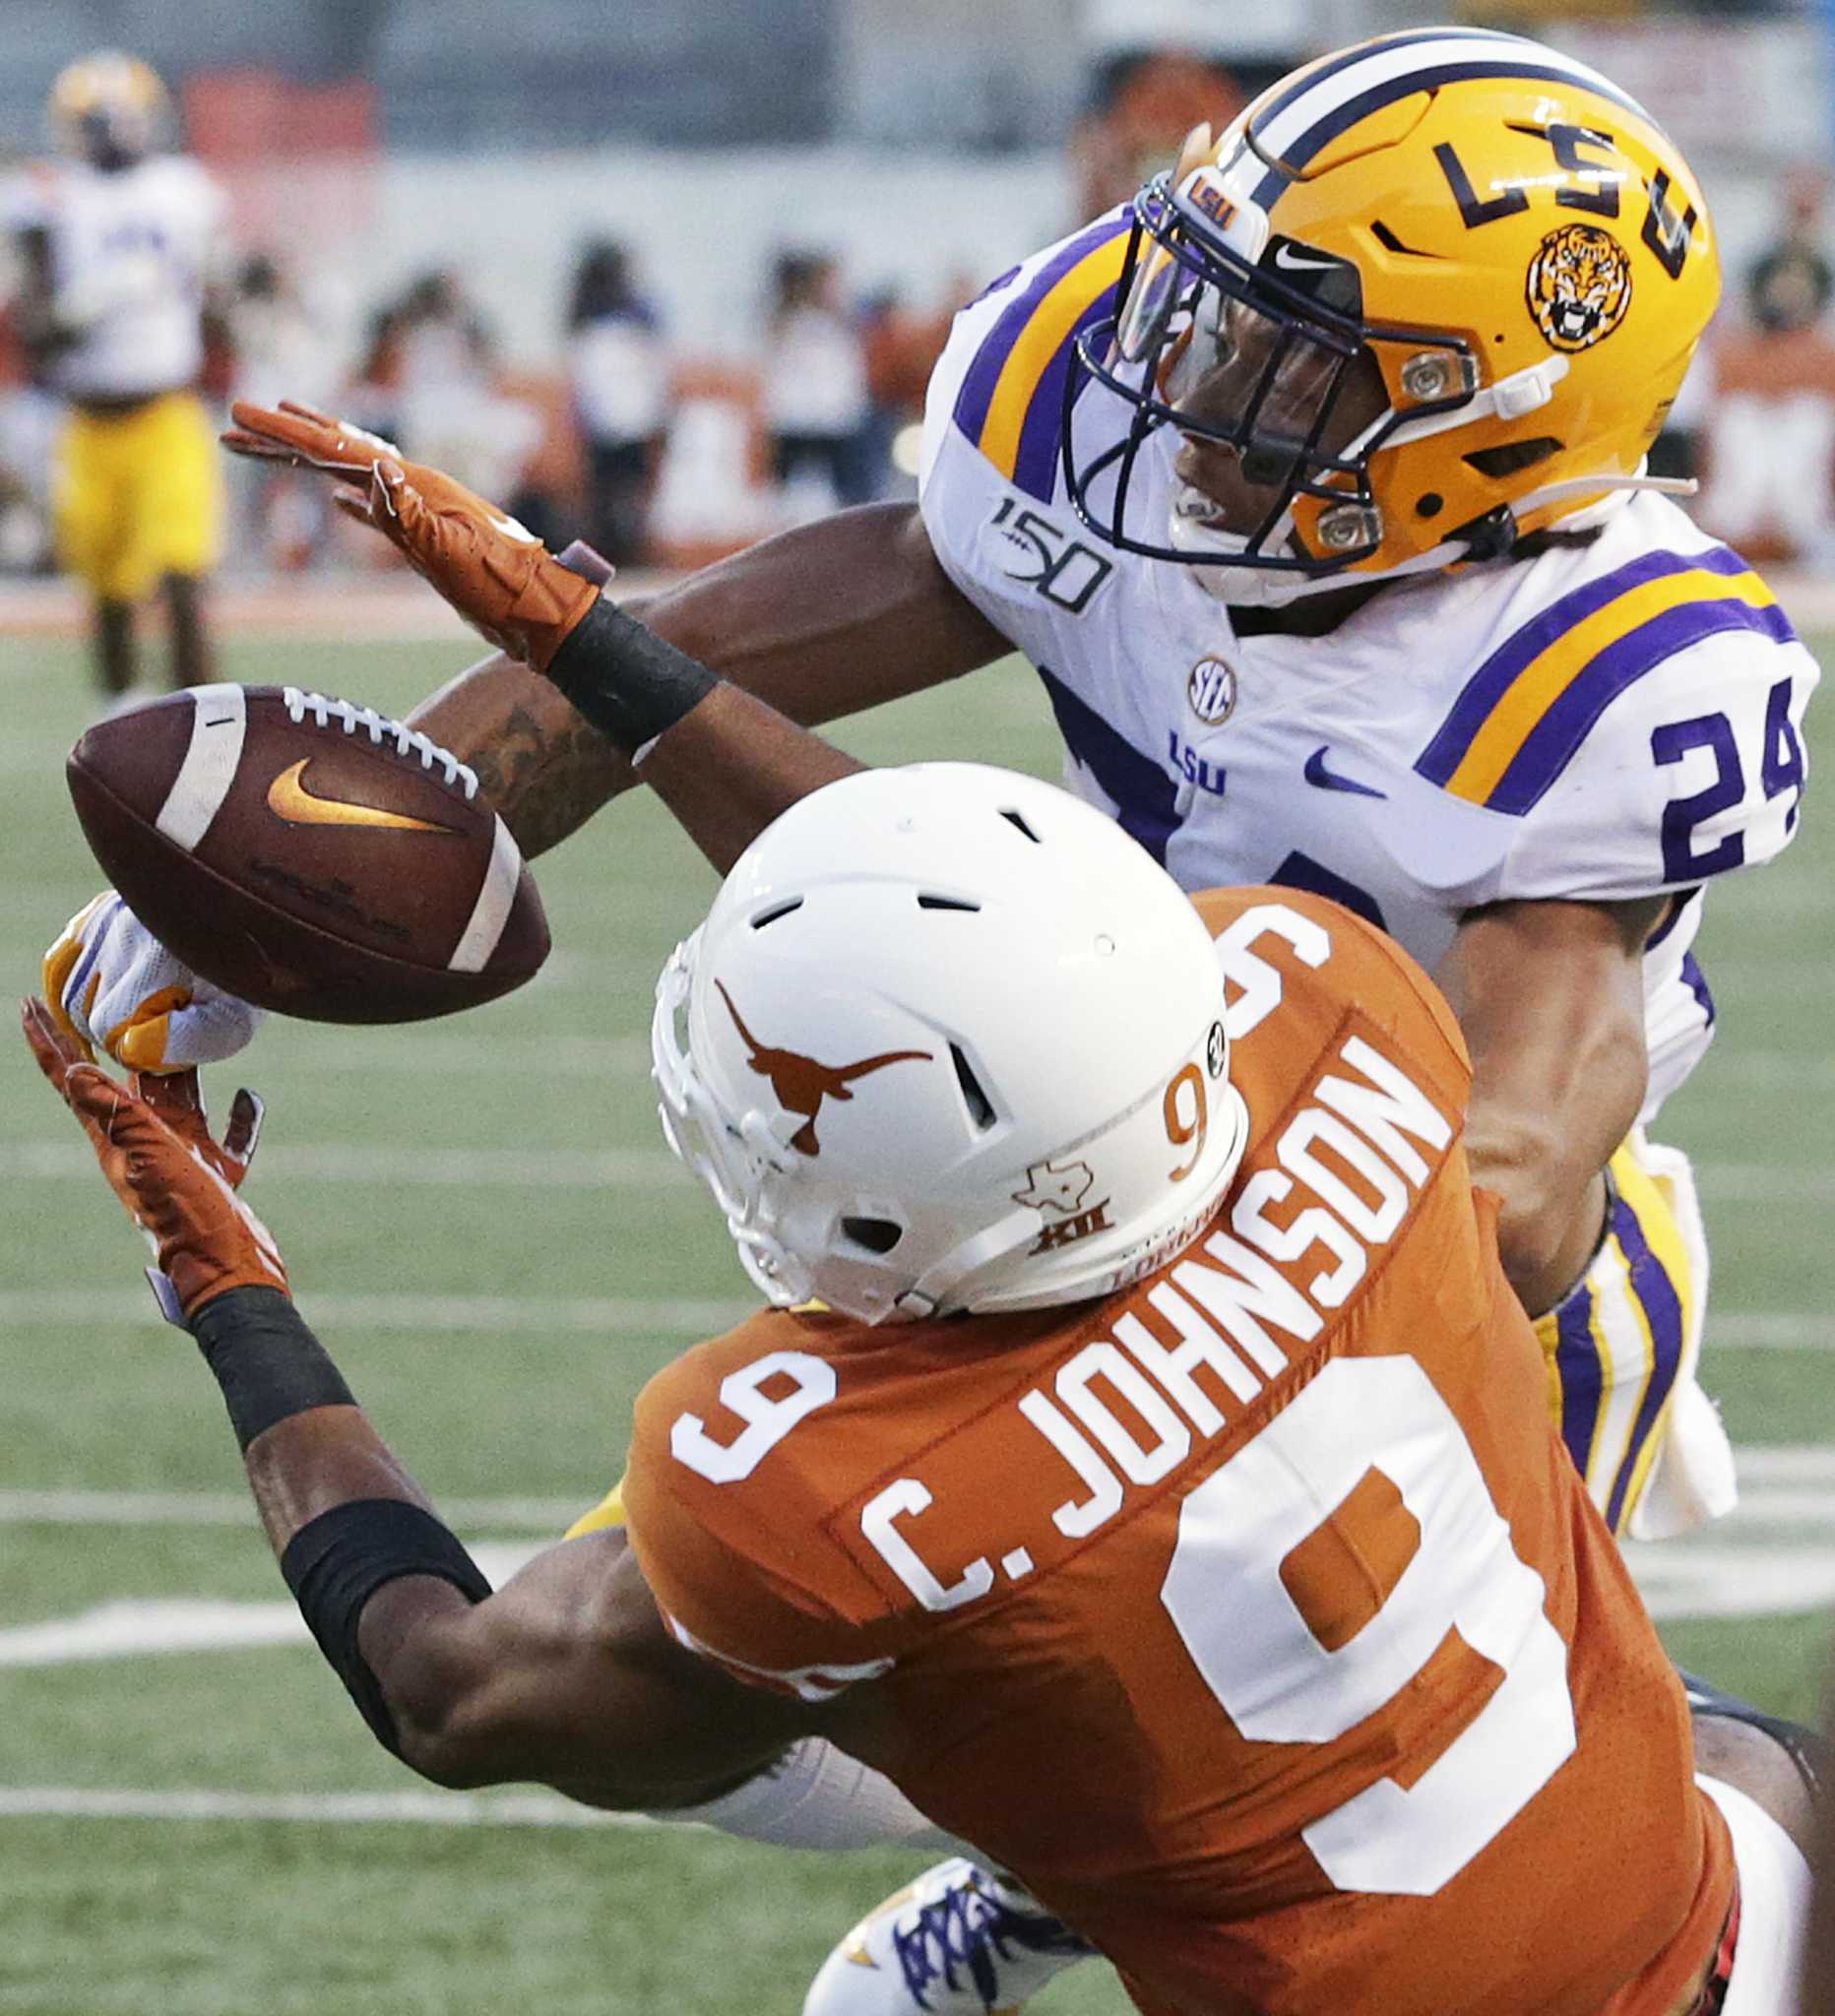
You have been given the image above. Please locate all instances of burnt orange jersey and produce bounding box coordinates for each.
[623,888,1732,2016]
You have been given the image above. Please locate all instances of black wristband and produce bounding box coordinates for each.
[282,1498,493,1755]
[189,1287,356,1452]
[543,595,719,755]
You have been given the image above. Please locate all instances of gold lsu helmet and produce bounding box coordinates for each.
[49,50,169,166]
[1062,26,1720,586]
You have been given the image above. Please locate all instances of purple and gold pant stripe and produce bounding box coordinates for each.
[1537,1141,1695,1535]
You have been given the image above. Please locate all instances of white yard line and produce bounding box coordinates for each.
[0,1786,653,1828]
[1706,1056,1835,1088]
[0,1291,1817,1349]
[1625,1545,1835,1620]
[0,1142,682,1185]
[1713,1314,1829,1352]
[0,1489,591,1530]
[1,1448,1828,1534]
[1736,1445,1835,1481]
[255,1032,657,1075]
[0,1290,748,1334]
[1693,1166,1835,1202]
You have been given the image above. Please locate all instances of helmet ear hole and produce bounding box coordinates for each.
[842,1216,903,1254]
[1464,436,1562,479]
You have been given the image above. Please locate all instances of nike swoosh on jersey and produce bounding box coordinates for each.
[266,760,460,833]
[1303,746,1388,798]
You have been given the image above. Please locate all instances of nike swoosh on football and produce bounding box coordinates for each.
[1302,746,1387,799]
[266,760,460,834]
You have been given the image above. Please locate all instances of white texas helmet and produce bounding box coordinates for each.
[652,763,1249,1324]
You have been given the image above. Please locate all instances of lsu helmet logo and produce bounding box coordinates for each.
[1526,222,1633,353]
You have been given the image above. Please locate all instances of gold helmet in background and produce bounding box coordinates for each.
[1065,27,1720,593]
[49,50,170,168]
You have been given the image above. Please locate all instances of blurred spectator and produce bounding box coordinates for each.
[390,268,541,524]
[566,238,669,564]
[1747,169,1834,337]
[762,251,872,514]
[1699,170,1835,565]
[226,252,347,570]
[1073,49,1246,220]
[860,276,975,495]
[230,252,344,409]
[342,301,409,444]
[0,292,58,572]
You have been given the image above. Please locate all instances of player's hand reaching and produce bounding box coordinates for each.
[43,892,266,1073]
[22,997,287,1324]
[221,401,602,671]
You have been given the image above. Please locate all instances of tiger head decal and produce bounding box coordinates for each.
[1526,223,1633,353]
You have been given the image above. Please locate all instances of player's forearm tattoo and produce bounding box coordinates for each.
[469,704,630,856]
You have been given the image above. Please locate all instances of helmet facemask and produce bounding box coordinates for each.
[1065,173,1480,586]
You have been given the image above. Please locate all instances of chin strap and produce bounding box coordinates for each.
[893,1207,1039,1321]
[1508,470,1698,515]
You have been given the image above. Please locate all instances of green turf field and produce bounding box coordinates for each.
[0,636,1828,2014]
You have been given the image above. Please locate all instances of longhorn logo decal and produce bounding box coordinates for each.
[715,981,933,1157]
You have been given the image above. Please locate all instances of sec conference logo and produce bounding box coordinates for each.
[1187,658,1236,724]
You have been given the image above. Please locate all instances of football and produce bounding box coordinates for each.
[65,683,549,1023]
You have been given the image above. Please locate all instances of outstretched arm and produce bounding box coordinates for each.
[407,502,1004,857]
[221,405,1000,869]
[20,1001,816,1807]
[246,1407,812,1804]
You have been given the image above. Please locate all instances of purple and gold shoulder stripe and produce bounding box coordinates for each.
[1415,546,1794,815]
[952,214,1132,501]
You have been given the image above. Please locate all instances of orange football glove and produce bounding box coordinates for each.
[22,996,287,1324]
[221,400,601,671]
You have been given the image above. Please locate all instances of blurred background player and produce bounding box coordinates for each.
[5,51,230,697]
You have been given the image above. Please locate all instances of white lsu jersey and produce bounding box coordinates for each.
[918,214,1818,1120]
[5,155,227,400]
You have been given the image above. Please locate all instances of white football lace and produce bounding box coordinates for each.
[282,686,478,797]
